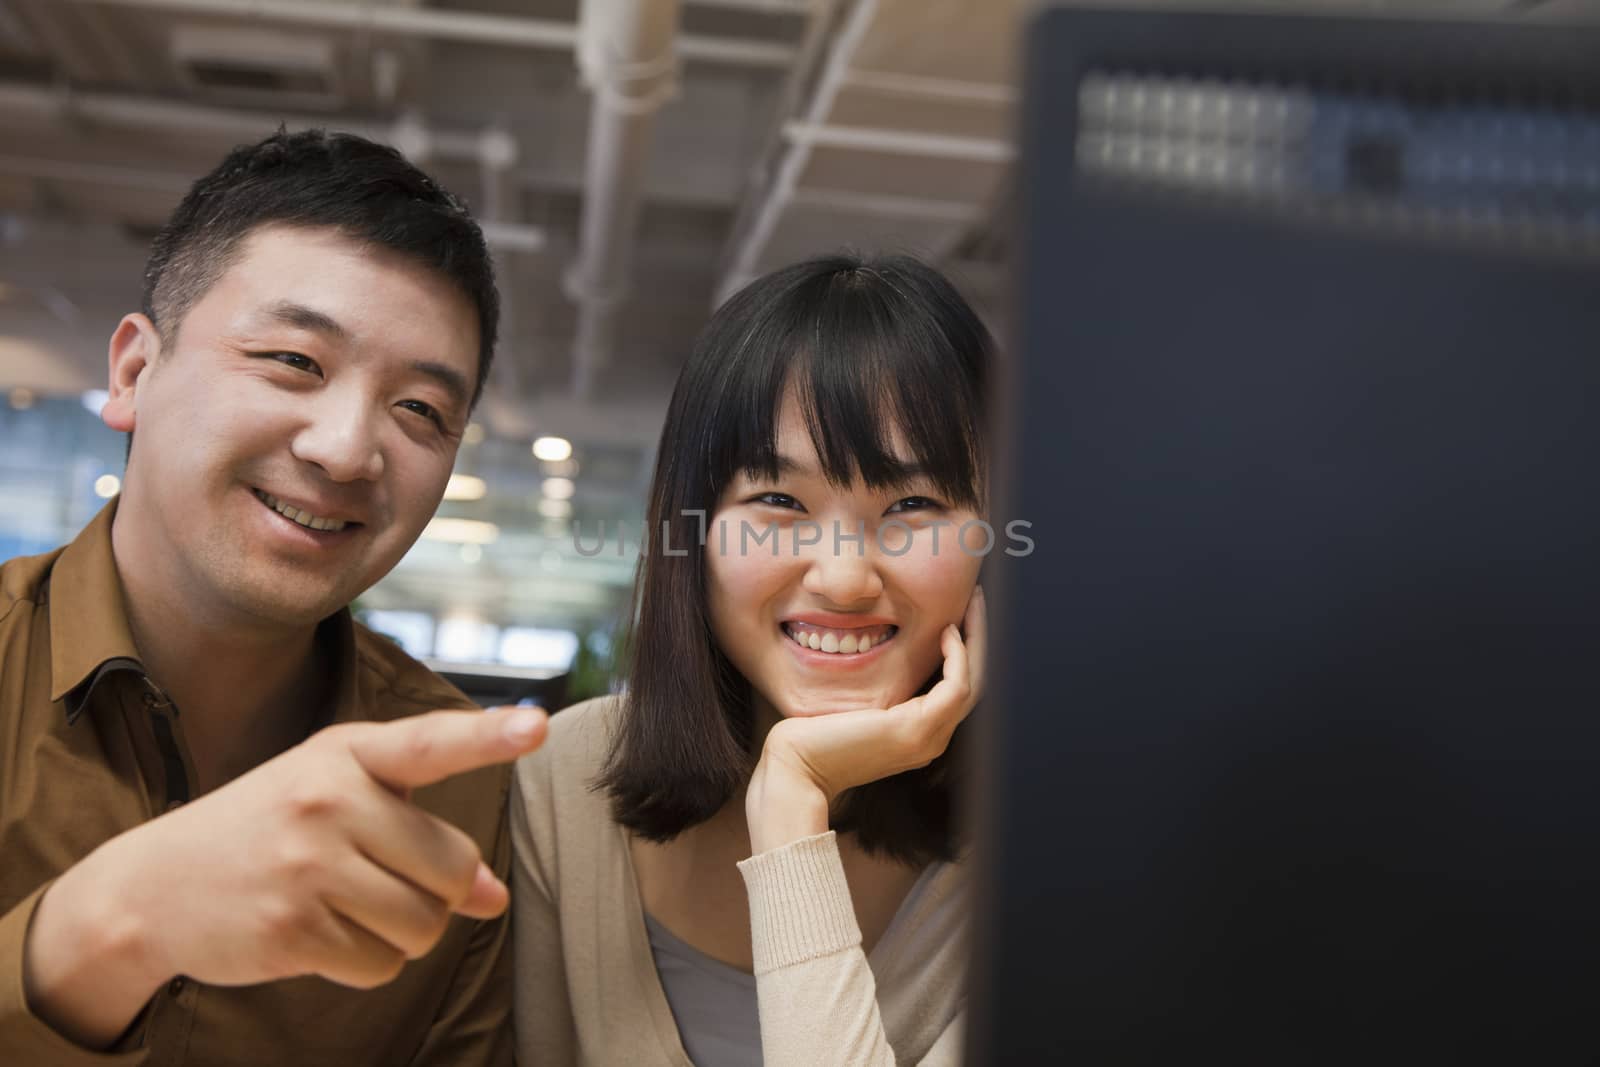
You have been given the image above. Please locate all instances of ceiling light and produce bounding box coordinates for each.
[538,498,572,519]
[422,517,499,544]
[94,474,121,498]
[541,476,575,501]
[532,436,572,462]
[443,473,487,501]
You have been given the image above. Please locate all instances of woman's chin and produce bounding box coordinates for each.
[773,681,914,719]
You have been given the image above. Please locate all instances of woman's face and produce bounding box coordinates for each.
[705,391,984,721]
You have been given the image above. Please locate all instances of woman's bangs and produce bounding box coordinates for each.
[706,267,986,508]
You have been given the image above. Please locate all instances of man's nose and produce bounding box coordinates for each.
[289,390,384,483]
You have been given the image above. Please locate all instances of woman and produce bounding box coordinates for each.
[512,252,992,1066]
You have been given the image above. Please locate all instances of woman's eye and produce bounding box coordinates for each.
[887,495,942,514]
[268,352,321,376]
[751,492,803,510]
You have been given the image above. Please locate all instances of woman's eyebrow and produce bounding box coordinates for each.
[771,453,815,476]
[767,453,932,488]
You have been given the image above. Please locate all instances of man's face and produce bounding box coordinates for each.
[106,224,479,629]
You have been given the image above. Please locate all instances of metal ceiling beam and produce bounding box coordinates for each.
[717,0,870,300]
[70,0,797,68]
[0,85,549,253]
[781,120,1012,162]
[565,0,683,400]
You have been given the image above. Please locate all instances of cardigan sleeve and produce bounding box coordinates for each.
[737,832,962,1066]
[509,753,581,1066]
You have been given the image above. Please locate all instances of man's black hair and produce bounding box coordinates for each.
[142,127,498,404]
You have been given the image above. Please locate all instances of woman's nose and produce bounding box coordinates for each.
[799,525,885,604]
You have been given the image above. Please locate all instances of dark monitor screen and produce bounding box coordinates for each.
[972,9,1600,1064]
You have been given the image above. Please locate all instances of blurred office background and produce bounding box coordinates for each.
[0,0,1587,704]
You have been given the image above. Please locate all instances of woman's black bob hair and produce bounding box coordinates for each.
[598,251,992,866]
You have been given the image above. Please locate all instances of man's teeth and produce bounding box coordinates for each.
[255,491,348,533]
[783,623,896,655]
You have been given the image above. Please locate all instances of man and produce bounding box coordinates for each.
[0,129,544,1065]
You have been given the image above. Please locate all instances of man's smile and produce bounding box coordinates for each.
[251,488,362,535]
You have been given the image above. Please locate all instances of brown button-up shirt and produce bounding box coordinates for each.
[0,503,513,1066]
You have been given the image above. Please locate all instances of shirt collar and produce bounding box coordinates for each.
[50,498,365,727]
[318,607,364,728]
[49,500,145,721]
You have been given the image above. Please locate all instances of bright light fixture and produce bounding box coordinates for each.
[537,498,572,519]
[80,390,109,417]
[443,473,487,501]
[532,436,572,462]
[94,474,121,498]
[541,476,575,501]
[422,517,500,544]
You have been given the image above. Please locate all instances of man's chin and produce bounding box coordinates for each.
[227,581,357,630]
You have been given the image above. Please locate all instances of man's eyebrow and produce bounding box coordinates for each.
[259,300,348,339]
[411,360,471,411]
[251,303,470,410]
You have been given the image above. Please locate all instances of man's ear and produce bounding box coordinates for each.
[102,314,161,433]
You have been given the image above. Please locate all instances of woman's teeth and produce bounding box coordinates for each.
[783,622,897,655]
[255,490,348,532]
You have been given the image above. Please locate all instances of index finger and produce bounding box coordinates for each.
[346,708,547,790]
[963,584,988,703]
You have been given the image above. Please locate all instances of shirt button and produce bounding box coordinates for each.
[169,977,187,997]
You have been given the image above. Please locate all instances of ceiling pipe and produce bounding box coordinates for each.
[70,0,795,69]
[716,0,864,302]
[565,0,683,400]
[0,83,548,253]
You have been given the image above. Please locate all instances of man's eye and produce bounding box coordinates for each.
[398,399,445,429]
[268,352,321,375]
[886,496,942,514]
[751,492,803,510]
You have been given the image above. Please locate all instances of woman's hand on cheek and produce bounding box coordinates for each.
[746,585,987,854]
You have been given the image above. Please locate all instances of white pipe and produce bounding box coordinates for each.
[842,68,1017,106]
[565,0,683,400]
[782,120,1013,162]
[718,0,874,300]
[73,0,795,68]
[788,186,986,222]
[686,0,812,12]
[0,153,191,193]
[0,86,548,253]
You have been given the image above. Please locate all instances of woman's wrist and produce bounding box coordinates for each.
[746,754,830,855]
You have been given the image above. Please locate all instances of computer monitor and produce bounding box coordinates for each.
[971,8,1600,1063]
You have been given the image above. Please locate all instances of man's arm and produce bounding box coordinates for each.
[1,883,147,1064]
[14,708,546,1052]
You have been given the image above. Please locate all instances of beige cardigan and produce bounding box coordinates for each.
[510,696,968,1065]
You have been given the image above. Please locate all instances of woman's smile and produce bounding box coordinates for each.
[780,619,900,665]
